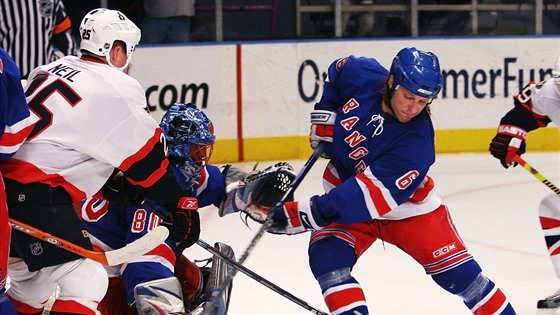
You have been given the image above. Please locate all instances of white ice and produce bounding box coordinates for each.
[189,151,560,315]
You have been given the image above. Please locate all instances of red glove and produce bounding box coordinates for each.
[310,110,336,159]
[489,124,527,168]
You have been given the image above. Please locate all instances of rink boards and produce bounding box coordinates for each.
[128,36,560,163]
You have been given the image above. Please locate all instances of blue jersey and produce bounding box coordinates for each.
[0,48,32,161]
[313,55,442,224]
[81,164,225,303]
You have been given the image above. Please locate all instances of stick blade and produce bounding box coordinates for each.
[104,226,169,265]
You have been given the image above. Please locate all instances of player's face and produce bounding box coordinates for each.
[388,86,431,123]
[189,143,213,166]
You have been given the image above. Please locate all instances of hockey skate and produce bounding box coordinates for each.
[189,242,235,315]
[538,289,560,309]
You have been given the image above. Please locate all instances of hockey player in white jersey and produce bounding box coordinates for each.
[489,56,560,309]
[1,9,202,315]
[82,103,296,315]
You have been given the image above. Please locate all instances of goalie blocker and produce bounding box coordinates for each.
[219,162,296,223]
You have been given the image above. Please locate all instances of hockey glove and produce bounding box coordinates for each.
[162,197,200,253]
[310,110,336,159]
[489,125,527,168]
[267,198,328,235]
[219,162,296,223]
[99,170,144,207]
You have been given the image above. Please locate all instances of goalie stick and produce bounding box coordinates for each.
[197,239,328,315]
[9,218,169,266]
[513,155,560,196]
[203,143,325,314]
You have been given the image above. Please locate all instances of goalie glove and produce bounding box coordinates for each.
[267,197,329,235]
[218,162,296,223]
[310,110,336,159]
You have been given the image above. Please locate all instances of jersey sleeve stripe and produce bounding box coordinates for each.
[408,176,434,203]
[126,158,169,189]
[0,122,33,147]
[119,128,162,172]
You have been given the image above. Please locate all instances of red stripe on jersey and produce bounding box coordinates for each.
[1,159,86,203]
[324,283,366,313]
[472,287,508,315]
[408,176,434,203]
[6,293,45,313]
[127,158,169,189]
[356,172,391,216]
[0,124,33,147]
[323,165,342,186]
[51,300,98,315]
[53,17,72,34]
[540,217,560,229]
[119,128,162,172]
[145,243,177,266]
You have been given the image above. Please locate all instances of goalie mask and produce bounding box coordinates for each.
[160,103,215,190]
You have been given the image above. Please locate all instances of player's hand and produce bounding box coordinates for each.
[489,124,527,168]
[267,198,327,235]
[310,110,336,159]
[163,197,200,252]
[99,170,144,207]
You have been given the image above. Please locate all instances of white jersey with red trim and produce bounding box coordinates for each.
[1,55,162,203]
[529,78,560,127]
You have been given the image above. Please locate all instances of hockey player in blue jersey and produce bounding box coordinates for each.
[81,103,295,314]
[0,47,32,315]
[257,47,517,314]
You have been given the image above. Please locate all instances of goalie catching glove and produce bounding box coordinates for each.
[219,162,296,223]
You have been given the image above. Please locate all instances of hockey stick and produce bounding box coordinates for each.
[9,218,169,266]
[203,144,325,313]
[513,155,560,196]
[197,239,329,315]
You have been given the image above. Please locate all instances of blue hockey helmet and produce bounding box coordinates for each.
[389,47,444,98]
[160,103,215,166]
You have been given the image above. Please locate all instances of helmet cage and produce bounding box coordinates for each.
[390,47,444,98]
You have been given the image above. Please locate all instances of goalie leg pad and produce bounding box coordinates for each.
[134,277,185,315]
[193,242,235,315]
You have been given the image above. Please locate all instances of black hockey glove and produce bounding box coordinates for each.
[166,209,200,253]
[161,197,200,253]
[100,170,144,207]
[489,104,542,169]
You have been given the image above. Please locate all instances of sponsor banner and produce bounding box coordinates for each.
[129,37,559,159]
